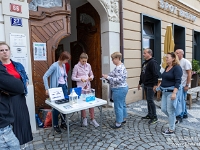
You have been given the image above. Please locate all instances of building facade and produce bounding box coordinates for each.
[0,0,200,131]
[123,0,200,103]
[0,0,36,132]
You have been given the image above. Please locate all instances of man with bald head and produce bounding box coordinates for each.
[175,49,192,122]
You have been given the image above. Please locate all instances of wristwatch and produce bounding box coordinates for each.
[186,84,189,87]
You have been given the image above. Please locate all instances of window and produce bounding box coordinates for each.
[141,14,161,66]
[173,24,186,56]
[193,31,200,60]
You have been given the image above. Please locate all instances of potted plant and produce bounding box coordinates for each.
[191,59,200,88]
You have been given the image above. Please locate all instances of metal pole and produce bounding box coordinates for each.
[119,0,124,63]
[51,108,54,136]
[100,106,103,140]
[66,114,70,150]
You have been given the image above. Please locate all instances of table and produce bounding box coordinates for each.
[45,98,107,150]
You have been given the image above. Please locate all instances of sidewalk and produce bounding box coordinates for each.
[127,97,200,130]
[24,100,200,150]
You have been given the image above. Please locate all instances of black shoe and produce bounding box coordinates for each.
[183,114,188,118]
[162,129,175,135]
[60,123,67,130]
[110,124,122,129]
[122,120,126,124]
[54,126,62,134]
[148,118,158,124]
[141,115,151,119]
[175,119,179,124]
[177,117,183,123]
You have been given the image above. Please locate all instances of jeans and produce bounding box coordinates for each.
[144,86,157,118]
[53,84,68,126]
[0,125,20,150]
[111,86,128,123]
[161,92,176,131]
[179,89,187,118]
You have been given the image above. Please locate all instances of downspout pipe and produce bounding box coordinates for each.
[119,0,124,63]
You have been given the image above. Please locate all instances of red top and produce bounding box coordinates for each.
[65,62,70,74]
[3,62,21,79]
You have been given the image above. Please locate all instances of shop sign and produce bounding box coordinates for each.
[158,0,196,22]
[10,3,22,13]
[10,17,23,27]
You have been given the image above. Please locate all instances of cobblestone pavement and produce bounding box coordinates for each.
[128,96,200,130]
[24,105,200,150]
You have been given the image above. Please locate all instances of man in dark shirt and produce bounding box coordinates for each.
[138,48,159,124]
[0,64,24,149]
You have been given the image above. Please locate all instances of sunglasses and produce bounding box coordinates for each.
[0,49,9,52]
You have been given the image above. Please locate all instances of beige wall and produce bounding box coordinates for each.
[124,0,200,103]
[179,0,200,11]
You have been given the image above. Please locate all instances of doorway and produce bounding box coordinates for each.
[71,3,102,98]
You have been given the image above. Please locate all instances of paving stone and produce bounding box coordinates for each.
[26,108,200,150]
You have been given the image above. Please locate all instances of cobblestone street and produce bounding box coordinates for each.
[25,101,200,150]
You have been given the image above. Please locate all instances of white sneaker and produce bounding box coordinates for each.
[82,118,88,126]
[90,119,99,127]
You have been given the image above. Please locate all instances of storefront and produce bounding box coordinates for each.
[123,0,200,103]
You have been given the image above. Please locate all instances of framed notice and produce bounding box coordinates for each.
[9,33,28,73]
[33,42,47,61]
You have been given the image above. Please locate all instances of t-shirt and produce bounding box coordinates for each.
[3,62,21,79]
[179,58,192,86]
[58,66,65,84]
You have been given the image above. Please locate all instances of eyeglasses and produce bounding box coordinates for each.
[0,49,9,52]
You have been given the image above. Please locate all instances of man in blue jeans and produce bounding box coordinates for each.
[175,49,192,123]
[0,63,24,149]
[138,49,159,124]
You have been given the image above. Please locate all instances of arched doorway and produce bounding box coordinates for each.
[71,2,102,98]
[28,0,71,110]
[28,0,120,110]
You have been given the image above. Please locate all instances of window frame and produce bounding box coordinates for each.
[172,23,186,57]
[193,30,200,60]
[141,14,161,66]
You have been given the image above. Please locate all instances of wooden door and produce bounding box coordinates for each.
[74,3,102,98]
[28,0,71,110]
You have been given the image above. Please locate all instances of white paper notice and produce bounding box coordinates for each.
[33,42,47,61]
[9,33,28,73]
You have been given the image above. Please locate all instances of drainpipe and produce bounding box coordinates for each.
[119,0,124,63]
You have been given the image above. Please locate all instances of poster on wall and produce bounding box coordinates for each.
[9,33,28,73]
[33,42,47,61]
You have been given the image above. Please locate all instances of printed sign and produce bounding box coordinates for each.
[9,33,28,74]
[48,87,65,101]
[10,17,22,27]
[33,42,47,61]
[10,3,22,13]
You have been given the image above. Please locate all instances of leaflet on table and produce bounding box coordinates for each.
[63,104,81,109]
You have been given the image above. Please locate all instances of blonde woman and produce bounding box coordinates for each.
[102,52,128,129]
[72,53,99,127]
